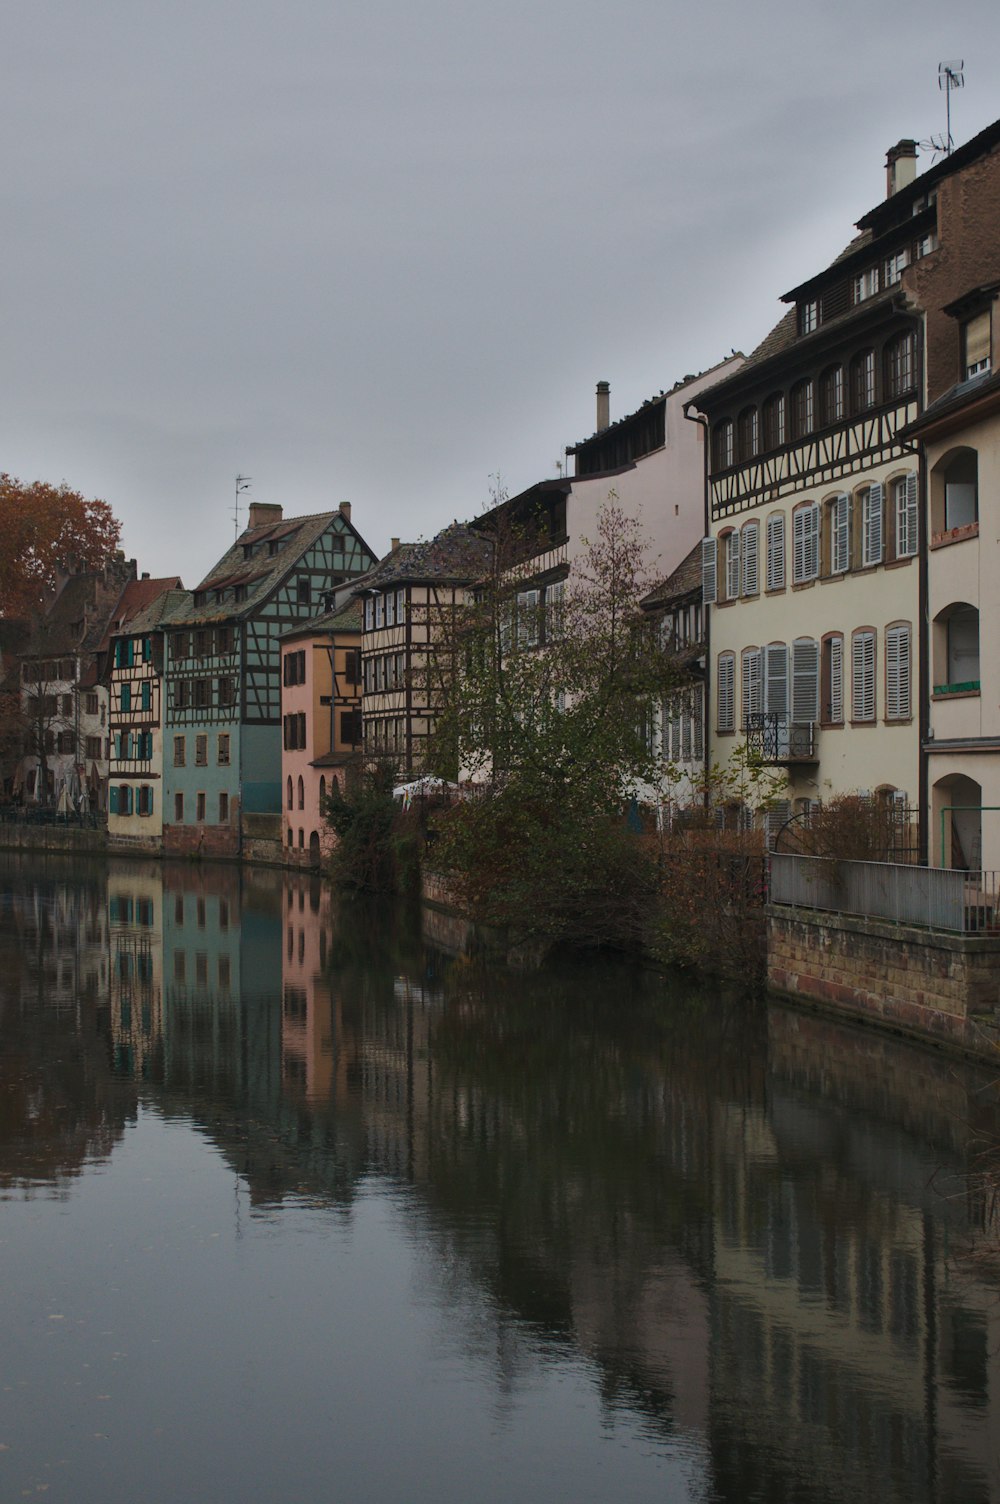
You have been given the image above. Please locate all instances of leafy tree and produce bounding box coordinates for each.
[0,475,122,619]
[430,495,683,950]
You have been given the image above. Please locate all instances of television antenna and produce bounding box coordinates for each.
[234,473,252,539]
[937,59,964,155]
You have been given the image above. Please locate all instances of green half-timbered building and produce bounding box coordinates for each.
[162,502,375,855]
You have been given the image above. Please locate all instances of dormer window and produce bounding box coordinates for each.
[963,310,992,380]
[800,300,819,335]
[243,544,255,560]
[853,267,879,304]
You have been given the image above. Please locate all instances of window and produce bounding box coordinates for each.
[883,248,909,286]
[120,684,131,713]
[821,635,844,724]
[546,580,565,641]
[819,365,844,426]
[895,474,918,557]
[397,588,406,620]
[792,638,819,723]
[724,530,740,601]
[851,350,876,411]
[766,513,785,591]
[341,709,362,746]
[364,597,374,631]
[219,792,229,823]
[944,451,978,529]
[287,776,294,810]
[345,648,361,685]
[741,647,763,729]
[937,604,980,691]
[57,731,75,754]
[174,680,189,709]
[762,393,786,450]
[218,733,230,765]
[385,590,396,627]
[173,735,186,767]
[792,379,814,437]
[196,791,206,823]
[85,693,99,716]
[701,537,718,604]
[800,300,819,335]
[885,624,911,720]
[141,681,151,712]
[287,828,294,847]
[296,577,311,605]
[861,483,884,567]
[853,266,879,303]
[915,231,938,259]
[194,629,208,657]
[717,654,735,732]
[963,310,991,379]
[713,419,734,471]
[828,492,850,575]
[741,521,759,596]
[174,792,184,822]
[61,694,73,717]
[792,504,819,583]
[851,630,876,722]
[137,786,154,817]
[884,332,915,398]
[216,627,232,655]
[194,679,211,708]
[765,643,789,718]
[283,650,306,686]
[217,677,234,706]
[195,734,208,766]
[85,736,101,759]
[375,594,385,628]
[517,589,541,647]
[737,407,759,461]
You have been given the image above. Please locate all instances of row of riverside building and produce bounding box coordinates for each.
[5,117,1000,872]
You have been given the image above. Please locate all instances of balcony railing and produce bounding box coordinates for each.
[746,713,817,763]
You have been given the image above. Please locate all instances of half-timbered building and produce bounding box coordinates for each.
[280,598,363,864]
[692,121,1000,846]
[162,501,375,856]
[356,525,493,776]
[639,542,706,818]
[106,582,185,844]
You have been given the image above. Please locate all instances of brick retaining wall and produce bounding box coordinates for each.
[768,905,1000,1053]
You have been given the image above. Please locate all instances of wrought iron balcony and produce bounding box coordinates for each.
[746,713,817,764]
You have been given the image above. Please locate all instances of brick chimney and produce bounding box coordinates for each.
[391,537,400,551]
[248,502,282,529]
[886,140,918,198]
[596,380,610,432]
[339,500,352,523]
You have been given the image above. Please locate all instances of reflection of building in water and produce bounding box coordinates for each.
[107,865,164,1079]
[3,865,109,1010]
[706,1006,1000,1504]
[280,876,339,1101]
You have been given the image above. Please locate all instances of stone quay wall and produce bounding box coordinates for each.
[768,905,1000,1054]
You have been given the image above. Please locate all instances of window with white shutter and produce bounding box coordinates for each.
[692,684,704,759]
[765,643,789,717]
[823,636,844,724]
[766,513,785,591]
[741,522,759,596]
[669,701,682,760]
[851,630,876,721]
[862,483,884,566]
[681,701,692,762]
[792,504,819,583]
[717,654,735,732]
[725,531,741,601]
[885,624,911,720]
[385,591,396,627]
[701,537,717,604]
[831,493,850,574]
[364,597,374,631]
[792,638,819,723]
[895,473,918,558]
[741,648,763,728]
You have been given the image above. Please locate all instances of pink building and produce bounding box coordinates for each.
[280,600,363,865]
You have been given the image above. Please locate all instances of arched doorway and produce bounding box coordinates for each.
[308,831,321,867]
[932,773,982,869]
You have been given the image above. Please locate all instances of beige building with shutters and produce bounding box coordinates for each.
[692,121,1000,847]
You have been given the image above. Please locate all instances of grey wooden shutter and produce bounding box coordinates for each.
[765,643,789,716]
[766,513,785,591]
[792,638,819,722]
[701,537,717,604]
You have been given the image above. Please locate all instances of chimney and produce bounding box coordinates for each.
[391,537,400,552]
[141,571,149,580]
[596,380,611,432]
[339,500,352,523]
[886,140,918,198]
[248,501,282,530]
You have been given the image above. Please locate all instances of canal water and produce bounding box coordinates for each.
[1,853,999,1504]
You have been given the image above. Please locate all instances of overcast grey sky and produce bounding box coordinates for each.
[3,0,998,586]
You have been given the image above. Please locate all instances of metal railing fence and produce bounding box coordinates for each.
[770,853,1000,934]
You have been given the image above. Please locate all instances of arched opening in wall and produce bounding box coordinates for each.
[932,603,980,692]
[931,448,979,534]
[297,775,305,810]
[287,776,293,811]
[319,775,326,807]
[932,773,982,869]
[309,831,320,867]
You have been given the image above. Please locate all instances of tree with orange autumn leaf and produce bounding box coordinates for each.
[0,474,122,618]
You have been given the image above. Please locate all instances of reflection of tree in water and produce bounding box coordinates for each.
[0,855,135,1194]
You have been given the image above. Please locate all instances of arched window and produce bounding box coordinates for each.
[819,365,844,426]
[762,393,786,450]
[884,332,915,399]
[943,450,978,530]
[850,349,876,412]
[297,775,305,810]
[933,603,979,692]
[319,775,326,805]
[791,379,814,438]
[737,406,759,461]
[286,776,293,811]
[713,419,734,472]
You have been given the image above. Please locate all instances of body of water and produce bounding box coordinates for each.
[1,852,999,1503]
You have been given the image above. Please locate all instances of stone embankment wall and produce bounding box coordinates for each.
[0,824,107,858]
[768,905,1000,1053]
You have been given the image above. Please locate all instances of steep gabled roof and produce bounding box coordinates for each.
[640,541,703,611]
[355,524,493,591]
[281,597,363,641]
[98,576,183,651]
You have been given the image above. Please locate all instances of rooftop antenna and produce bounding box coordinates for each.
[938,59,964,155]
[234,474,252,539]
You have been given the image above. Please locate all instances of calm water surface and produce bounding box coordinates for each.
[1,852,999,1503]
